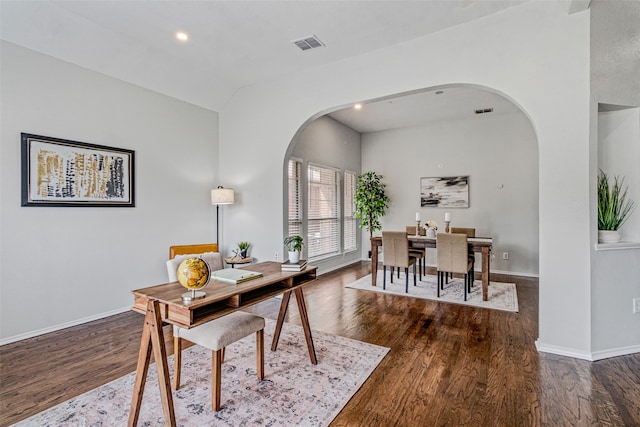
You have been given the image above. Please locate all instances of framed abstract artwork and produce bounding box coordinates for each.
[420,176,469,208]
[21,133,135,207]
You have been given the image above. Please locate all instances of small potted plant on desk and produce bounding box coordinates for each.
[237,241,250,258]
[598,169,635,243]
[284,235,304,264]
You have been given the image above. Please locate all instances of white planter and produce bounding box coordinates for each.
[288,250,300,263]
[598,230,621,243]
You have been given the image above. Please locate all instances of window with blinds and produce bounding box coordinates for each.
[288,159,302,237]
[308,163,340,259]
[343,171,357,252]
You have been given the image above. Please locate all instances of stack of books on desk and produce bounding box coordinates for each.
[211,268,263,284]
[281,259,307,272]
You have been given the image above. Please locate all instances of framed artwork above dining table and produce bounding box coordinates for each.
[420,175,469,208]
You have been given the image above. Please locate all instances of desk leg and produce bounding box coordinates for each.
[482,247,490,301]
[371,239,378,287]
[271,289,318,365]
[128,300,176,427]
[293,287,318,365]
[271,290,292,352]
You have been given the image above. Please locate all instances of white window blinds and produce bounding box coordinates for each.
[288,159,302,237]
[343,171,357,252]
[308,163,340,259]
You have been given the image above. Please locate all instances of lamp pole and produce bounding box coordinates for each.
[211,186,235,248]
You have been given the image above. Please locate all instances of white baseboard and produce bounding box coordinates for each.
[590,344,640,361]
[0,306,131,346]
[535,339,640,361]
[535,340,594,360]
[489,268,539,278]
[316,259,362,275]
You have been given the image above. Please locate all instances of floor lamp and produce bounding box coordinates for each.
[211,186,235,247]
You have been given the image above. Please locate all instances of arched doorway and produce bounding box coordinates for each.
[283,84,539,280]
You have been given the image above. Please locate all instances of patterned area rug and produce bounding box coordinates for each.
[13,319,389,427]
[346,272,519,312]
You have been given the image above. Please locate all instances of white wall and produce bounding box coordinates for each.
[588,0,640,359]
[361,112,538,276]
[221,3,594,356]
[0,42,219,342]
[591,0,640,109]
[290,116,362,273]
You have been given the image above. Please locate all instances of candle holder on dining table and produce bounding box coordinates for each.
[444,221,450,233]
[415,220,421,236]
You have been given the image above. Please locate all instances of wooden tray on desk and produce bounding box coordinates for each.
[132,261,317,328]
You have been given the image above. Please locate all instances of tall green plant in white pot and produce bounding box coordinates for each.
[354,171,390,260]
[597,169,635,243]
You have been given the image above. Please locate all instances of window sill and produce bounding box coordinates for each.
[595,241,640,251]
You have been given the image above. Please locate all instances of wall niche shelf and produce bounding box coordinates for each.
[597,103,639,251]
[595,241,640,251]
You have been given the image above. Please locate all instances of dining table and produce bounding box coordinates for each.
[370,235,493,301]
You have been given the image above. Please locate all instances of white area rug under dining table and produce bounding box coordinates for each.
[346,271,519,312]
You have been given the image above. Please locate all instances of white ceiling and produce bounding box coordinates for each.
[0,0,528,129]
[328,86,521,133]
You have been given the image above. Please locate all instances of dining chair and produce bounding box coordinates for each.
[382,231,418,293]
[406,226,426,279]
[436,233,474,301]
[167,244,265,411]
[449,227,476,284]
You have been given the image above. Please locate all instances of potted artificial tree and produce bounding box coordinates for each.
[597,169,635,243]
[354,171,389,256]
[284,235,304,263]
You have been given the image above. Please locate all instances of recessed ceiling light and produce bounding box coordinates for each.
[176,32,189,41]
[354,104,362,110]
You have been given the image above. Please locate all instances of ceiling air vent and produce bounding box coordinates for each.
[475,108,494,115]
[292,35,325,51]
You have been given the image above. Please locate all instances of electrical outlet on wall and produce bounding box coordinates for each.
[502,252,509,260]
[274,251,278,261]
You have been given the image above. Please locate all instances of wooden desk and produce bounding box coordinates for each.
[370,236,493,301]
[128,261,317,427]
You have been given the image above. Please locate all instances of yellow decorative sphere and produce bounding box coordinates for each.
[177,257,210,290]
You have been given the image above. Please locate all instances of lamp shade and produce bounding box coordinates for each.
[211,187,235,205]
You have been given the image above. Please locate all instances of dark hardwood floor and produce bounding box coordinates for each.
[1,262,639,426]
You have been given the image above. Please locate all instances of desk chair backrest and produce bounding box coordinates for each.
[170,243,218,259]
[167,243,223,282]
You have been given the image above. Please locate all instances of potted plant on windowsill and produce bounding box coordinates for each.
[598,169,636,243]
[284,235,304,264]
